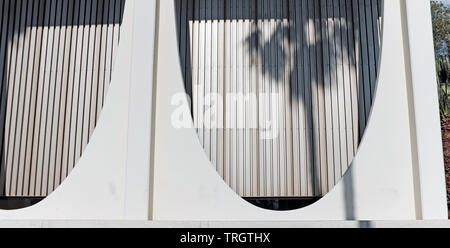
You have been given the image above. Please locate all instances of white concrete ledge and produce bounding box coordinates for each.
[0,221,448,228]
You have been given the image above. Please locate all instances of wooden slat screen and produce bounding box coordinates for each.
[0,0,125,197]
[176,0,383,198]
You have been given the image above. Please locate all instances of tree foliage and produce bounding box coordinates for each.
[431,0,450,56]
[432,1,450,117]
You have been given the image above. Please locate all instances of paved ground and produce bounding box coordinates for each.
[441,118,450,218]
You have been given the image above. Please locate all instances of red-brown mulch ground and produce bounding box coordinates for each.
[440,117,450,218]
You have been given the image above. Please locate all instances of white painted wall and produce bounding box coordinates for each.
[0,0,445,221]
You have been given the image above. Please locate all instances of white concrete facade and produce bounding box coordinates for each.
[0,0,446,222]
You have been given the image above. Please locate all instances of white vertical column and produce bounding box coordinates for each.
[403,0,448,220]
[125,0,159,220]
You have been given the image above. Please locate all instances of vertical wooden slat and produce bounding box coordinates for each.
[3,0,15,194]
[43,0,62,195]
[15,0,34,196]
[365,0,376,100]
[288,0,298,196]
[216,0,224,181]
[308,0,320,196]
[262,0,270,196]
[301,0,312,196]
[326,0,340,185]
[239,0,246,196]
[103,0,114,107]
[332,0,346,184]
[352,0,366,141]
[320,0,335,191]
[82,0,95,154]
[314,0,328,196]
[192,0,199,154]
[74,0,90,169]
[273,0,281,197]
[96,0,108,122]
[204,0,211,163]
[211,0,219,187]
[31,0,51,197]
[4,0,23,196]
[23,0,43,196]
[339,0,354,171]
[255,0,263,197]
[179,0,187,90]
[88,0,103,140]
[8,0,27,195]
[0,0,10,196]
[47,0,66,193]
[346,0,360,154]
[295,0,306,196]
[282,0,291,196]
[37,0,56,196]
[54,0,72,189]
[62,0,79,180]
[251,0,260,197]
[223,0,231,187]
[198,0,205,151]
[358,0,372,123]
[371,0,380,72]
[3,0,16,195]
[110,0,121,74]
[230,0,237,193]
[243,0,251,196]
[69,0,86,174]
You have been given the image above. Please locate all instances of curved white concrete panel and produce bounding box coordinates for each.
[152,0,418,221]
[0,0,444,222]
[0,0,135,220]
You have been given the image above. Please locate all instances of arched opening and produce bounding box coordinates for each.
[175,0,383,211]
[0,0,125,209]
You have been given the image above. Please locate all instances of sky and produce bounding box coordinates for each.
[437,0,450,5]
